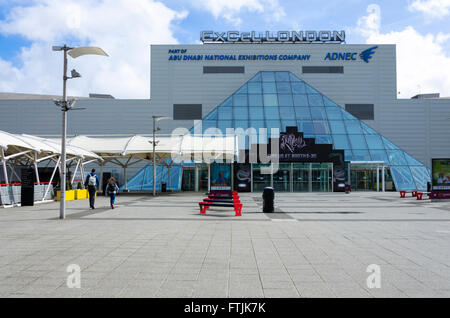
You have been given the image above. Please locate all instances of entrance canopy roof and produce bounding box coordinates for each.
[0,130,101,160]
[66,134,238,162]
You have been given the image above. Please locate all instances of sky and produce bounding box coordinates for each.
[0,0,449,99]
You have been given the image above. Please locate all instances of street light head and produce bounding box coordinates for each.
[68,46,109,59]
[71,69,81,78]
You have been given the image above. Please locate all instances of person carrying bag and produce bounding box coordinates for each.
[105,177,119,209]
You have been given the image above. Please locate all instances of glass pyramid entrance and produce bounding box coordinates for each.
[191,71,430,191]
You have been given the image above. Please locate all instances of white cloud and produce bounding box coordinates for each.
[356,3,450,98]
[0,0,188,98]
[408,0,450,20]
[194,0,285,26]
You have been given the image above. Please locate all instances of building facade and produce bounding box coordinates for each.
[1,38,450,192]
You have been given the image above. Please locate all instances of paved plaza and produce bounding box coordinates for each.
[1,191,450,298]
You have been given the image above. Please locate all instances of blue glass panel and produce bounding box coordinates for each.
[313,121,330,134]
[349,134,368,149]
[310,107,327,120]
[305,85,319,94]
[221,96,232,107]
[410,166,429,190]
[278,94,293,106]
[235,84,247,94]
[361,122,377,135]
[316,135,333,144]
[294,107,311,120]
[263,94,278,107]
[341,109,357,120]
[365,135,384,149]
[382,136,400,150]
[275,72,290,81]
[293,94,308,106]
[264,107,279,119]
[326,107,343,120]
[234,120,249,130]
[291,82,306,94]
[323,96,338,107]
[276,82,292,94]
[266,120,281,137]
[249,73,261,82]
[332,134,350,149]
[281,120,297,131]
[297,121,314,135]
[218,107,232,120]
[249,107,264,120]
[204,108,217,120]
[387,150,407,165]
[234,107,248,120]
[248,94,263,106]
[233,94,247,106]
[217,120,232,132]
[369,150,389,163]
[352,149,371,161]
[202,120,218,133]
[262,82,276,93]
[404,153,423,166]
[248,82,262,94]
[250,120,265,132]
[289,73,301,82]
[390,166,416,190]
[307,94,324,106]
[261,72,276,82]
[329,120,346,134]
[344,150,353,161]
[279,107,295,119]
[345,120,363,134]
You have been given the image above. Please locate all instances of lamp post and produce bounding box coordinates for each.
[151,116,171,196]
[53,45,108,219]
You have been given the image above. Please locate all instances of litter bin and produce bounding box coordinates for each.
[161,182,167,193]
[345,184,351,194]
[262,187,274,213]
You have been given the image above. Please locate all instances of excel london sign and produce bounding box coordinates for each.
[200,30,346,44]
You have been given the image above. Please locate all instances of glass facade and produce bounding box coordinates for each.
[191,71,431,191]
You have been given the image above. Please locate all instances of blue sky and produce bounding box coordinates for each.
[0,0,449,98]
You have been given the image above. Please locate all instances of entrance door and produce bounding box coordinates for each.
[311,163,332,192]
[181,168,195,191]
[350,167,377,191]
[293,163,310,192]
[197,164,209,192]
[273,163,291,192]
[252,164,271,192]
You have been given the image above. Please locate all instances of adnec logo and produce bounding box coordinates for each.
[324,46,378,63]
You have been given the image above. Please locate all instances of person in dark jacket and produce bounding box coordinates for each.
[84,169,99,209]
[105,177,119,209]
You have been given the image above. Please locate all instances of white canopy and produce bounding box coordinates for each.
[66,134,238,162]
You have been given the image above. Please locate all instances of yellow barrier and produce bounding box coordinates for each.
[56,190,75,201]
[75,189,88,200]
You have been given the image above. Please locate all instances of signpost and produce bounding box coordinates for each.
[21,167,35,206]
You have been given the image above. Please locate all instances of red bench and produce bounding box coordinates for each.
[199,191,242,216]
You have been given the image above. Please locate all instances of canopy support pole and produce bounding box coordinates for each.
[34,152,40,184]
[71,158,81,185]
[80,160,86,190]
[1,148,9,185]
[382,166,385,192]
[43,157,60,201]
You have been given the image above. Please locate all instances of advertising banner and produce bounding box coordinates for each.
[210,163,231,191]
[234,163,251,192]
[432,159,450,190]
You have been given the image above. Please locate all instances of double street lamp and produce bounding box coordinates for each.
[52,45,108,219]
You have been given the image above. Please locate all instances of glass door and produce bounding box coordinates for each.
[273,164,291,192]
[196,164,209,192]
[311,163,332,192]
[293,163,310,192]
[252,164,271,192]
[181,168,195,191]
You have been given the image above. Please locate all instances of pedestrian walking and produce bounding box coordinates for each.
[106,177,119,209]
[84,168,99,209]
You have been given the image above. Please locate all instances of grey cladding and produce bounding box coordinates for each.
[345,104,374,120]
[173,104,202,120]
